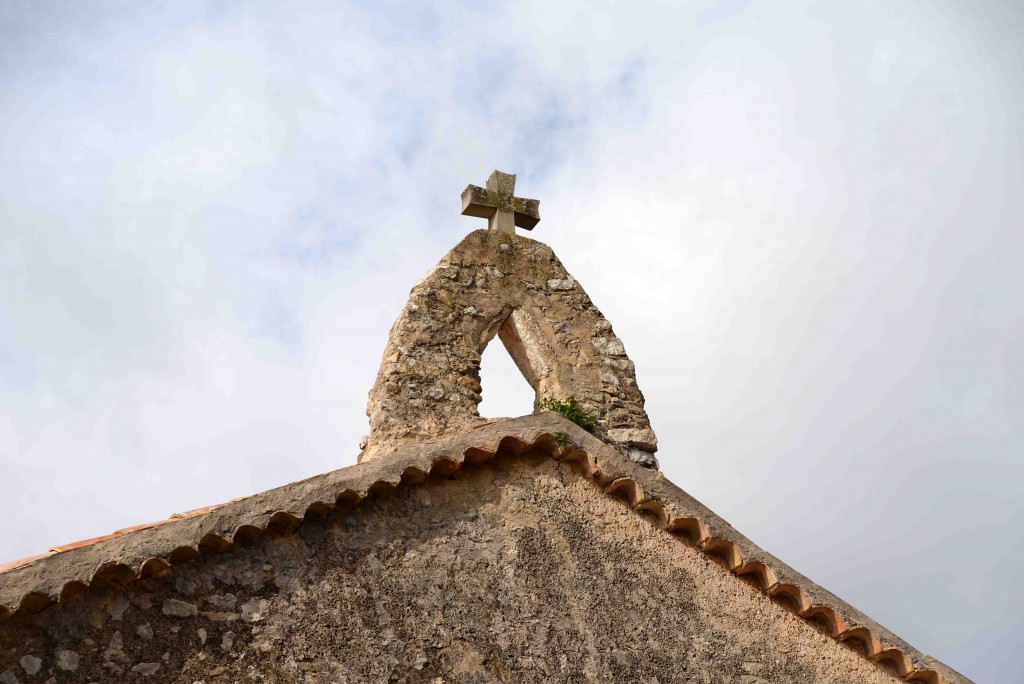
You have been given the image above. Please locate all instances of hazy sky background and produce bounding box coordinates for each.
[1,1,1021,680]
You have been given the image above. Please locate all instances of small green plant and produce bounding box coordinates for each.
[552,431,569,448]
[534,396,596,431]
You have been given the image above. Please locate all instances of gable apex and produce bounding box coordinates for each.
[362,229,658,466]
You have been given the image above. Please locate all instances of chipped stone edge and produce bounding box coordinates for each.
[0,414,971,684]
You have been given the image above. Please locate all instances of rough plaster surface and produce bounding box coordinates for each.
[1,453,909,683]
[362,229,657,466]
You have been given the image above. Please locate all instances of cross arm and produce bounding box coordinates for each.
[461,185,496,219]
[511,197,540,230]
[460,185,541,231]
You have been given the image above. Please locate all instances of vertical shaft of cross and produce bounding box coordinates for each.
[485,171,517,233]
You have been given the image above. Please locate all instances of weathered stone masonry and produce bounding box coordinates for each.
[362,229,658,466]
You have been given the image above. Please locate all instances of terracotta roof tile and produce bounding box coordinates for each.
[170,503,231,519]
[48,534,119,553]
[1,506,234,573]
[113,519,175,535]
[0,553,52,575]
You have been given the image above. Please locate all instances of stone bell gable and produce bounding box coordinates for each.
[362,228,658,467]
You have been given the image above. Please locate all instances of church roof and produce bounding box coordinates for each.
[0,413,970,684]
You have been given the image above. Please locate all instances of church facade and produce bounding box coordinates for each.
[0,173,971,683]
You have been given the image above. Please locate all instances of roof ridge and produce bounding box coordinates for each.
[0,414,971,684]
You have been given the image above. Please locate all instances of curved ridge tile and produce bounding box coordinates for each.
[335,490,366,506]
[735,561,778,592]
[91,561,135,587]
[366,480,399,497]
[139,557,171,578]
[605,478,645,506]
[58,581,87,602]
[768,583,811,614]
[198,533,232,553]
[840,626,883,657]
[530,433,566,455]
[400,466,430,485]
[801,605,849,638]
[873,648,914,677]
[430,458,462,478]
[701,538,743,571]
[496,434,531,456]
[556,448,598,477]
[305,500,335,517]
[667,517,710,546]
[462,446,495,465]
[634,499,670,527]
[268,511,304,530]
[232,524,264,542]
[168,545,200,563]
[19,591,53,614]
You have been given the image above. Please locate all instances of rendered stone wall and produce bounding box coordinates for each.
[0,454,901,683]
[363,229,658,466]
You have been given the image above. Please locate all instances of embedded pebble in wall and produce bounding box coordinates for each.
[591,337,626,356]
[18,657,40,677]
[103,632,125,662]
[547,278,576,291]
[162,599,198,618]
[108,593,130,621]
[131,593,155,610]
[131,662,160,676]
[174,576,198,596]
[627,449,659,468]
[240,598,271,623]
[206,594,237,610]
[55,650,79,672]
[202,610,239,622]
[606,428,658,452]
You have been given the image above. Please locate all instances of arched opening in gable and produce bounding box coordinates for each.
[473,306,562,419]
[476,329,538,419]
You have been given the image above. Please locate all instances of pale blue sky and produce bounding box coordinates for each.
[1,1,1022,680]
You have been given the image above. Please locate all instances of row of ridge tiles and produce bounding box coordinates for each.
[0,414,968,684]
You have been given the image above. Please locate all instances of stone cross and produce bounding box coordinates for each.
[461,170,540,234]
